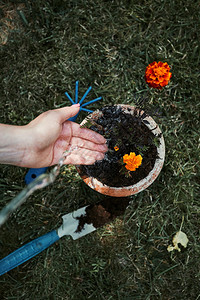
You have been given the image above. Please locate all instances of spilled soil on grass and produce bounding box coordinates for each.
[75,196,130,232]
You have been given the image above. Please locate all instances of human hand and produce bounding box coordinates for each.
[0,105,108,168]
[23,104,108,168]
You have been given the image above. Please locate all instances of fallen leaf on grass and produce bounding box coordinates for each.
[167,231,189,252]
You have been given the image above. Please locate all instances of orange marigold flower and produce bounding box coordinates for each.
[145,61,172,89]
[123,152,143,171]
[114,146,119,151]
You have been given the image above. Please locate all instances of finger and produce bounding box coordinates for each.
[69,136,108,152]
[65,122,107,144]
[64,148,105,165]
[64,153,104,165]
[54,104,80,124]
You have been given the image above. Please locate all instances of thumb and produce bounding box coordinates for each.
[56,104,80,123]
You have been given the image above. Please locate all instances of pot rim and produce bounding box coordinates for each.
[76,104,165,197]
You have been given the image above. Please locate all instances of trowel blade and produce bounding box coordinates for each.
[57,197,130,240]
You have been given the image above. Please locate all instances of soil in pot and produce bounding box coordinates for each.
[79,105,160,187]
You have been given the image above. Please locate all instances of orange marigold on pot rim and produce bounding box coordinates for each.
[145,61,172,89]
[123,152,143,172]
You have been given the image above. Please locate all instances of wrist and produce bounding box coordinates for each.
[0,124,31,167]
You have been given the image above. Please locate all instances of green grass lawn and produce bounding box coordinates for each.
[0,0,199,299]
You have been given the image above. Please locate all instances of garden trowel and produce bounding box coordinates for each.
[0,197,130,276]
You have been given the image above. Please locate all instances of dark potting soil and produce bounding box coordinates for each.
[75,197,130,232]
[79,105,159,187]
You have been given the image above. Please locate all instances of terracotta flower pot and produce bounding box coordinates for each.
[76,104,165,197]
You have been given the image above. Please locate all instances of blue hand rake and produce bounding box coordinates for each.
[25,81,102,184]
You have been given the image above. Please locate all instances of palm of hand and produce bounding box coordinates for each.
[26,108,107,168]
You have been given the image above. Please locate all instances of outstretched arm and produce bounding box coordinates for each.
[0,104,107,168]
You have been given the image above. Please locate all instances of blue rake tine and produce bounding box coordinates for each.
[80,107,93,113]
[75,81,79,103]
[81,97,102,108]
[79,86,92,105]
[65,91,75,104]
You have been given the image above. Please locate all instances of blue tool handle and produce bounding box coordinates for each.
[25,167,48,184]
[0,230,59,276]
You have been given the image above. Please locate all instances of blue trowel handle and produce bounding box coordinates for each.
[0,230,59,276]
